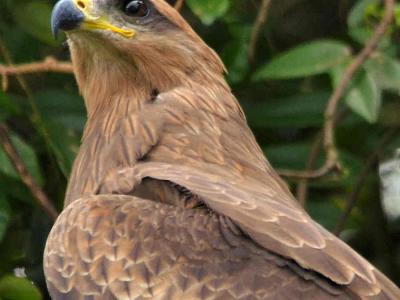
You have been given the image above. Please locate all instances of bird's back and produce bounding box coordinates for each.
[45,83,400,299]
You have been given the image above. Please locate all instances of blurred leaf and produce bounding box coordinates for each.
[331,65,381,123]
[35,89,85,131]
[348,0,379,28]
[0,197,10,242]
[0,177,32,205]
[365,53,400,92]
[242,92,327,128]
[346,73,381,123]
[0,275,42,300]
[13,1,56,45]
[223,41,248,83]
[222,24,251,83]
[0,134,43,185]
[264,143,312,170]
[348,27,372,45]
[307,199,343,231]
[186,0,230,25]
[0,91,19,122]
[0,228,30,269]
[46,122,80,177]
[337,149,364,187]
[348,27,390,48]
[0,146,23,180]
[254,40,351,80]
[347,0,390,48]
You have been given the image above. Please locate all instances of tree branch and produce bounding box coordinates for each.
[248,0,273,64]
[175,0,185,11]
[279,0,395,179]
[0,57,73,91]
[293,111,349,205]
[334,128,399,236]
[0,39,61,221]
[0,123,58,221]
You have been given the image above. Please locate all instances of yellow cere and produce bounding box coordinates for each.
[74,0,136,38]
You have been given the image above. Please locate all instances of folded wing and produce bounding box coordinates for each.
[130,162,400,299]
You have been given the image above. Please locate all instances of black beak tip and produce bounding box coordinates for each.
[51,0,85,39]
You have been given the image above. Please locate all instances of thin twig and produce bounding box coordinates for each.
[279,0,395,180]
[0,57,73,91]
[295,134,323,206]
[0,123,58,220]
[0,39,56,155]
[248,0,272,63]
[0,39,60,220]
[293,111,348,205]
[175,0,185,11]
[334,128,399,236]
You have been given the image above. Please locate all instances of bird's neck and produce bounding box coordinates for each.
[69,38,228,139]
[70,40,147,119]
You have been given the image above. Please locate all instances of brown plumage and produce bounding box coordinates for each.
[45,0,400,299]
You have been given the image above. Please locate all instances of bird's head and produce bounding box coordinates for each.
[51,0,225,112]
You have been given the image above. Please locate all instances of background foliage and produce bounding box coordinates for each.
[0,0,399,298]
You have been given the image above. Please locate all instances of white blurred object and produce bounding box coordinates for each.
[379,149,400,220]
[13,267,27,278]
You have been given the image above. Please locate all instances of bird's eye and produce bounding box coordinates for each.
[124,0,149,17]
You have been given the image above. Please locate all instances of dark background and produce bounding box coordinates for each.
[0,0,399,298]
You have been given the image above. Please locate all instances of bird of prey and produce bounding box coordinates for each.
[46,0,400,299]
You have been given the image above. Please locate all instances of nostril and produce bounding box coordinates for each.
[77,1,85,9]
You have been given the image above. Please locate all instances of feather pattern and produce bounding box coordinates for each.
[45,0,400,299]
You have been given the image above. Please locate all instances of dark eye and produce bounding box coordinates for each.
[124,0,149,17]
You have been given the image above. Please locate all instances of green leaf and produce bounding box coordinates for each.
[347,0,390,48]
[13,1,56,45]
[348,0,379,28]
[0,134,43,185]
[264,143,314,170]
[307,199,343,231]
[0,91,19,122]
[0,197,10,242]
[346,73,381,123]
[348,27,390,48]
[254,40,351,80]
[331,65,381,123]
[348,27,372,45]
[34,89,84,176]
[186,0,230,25]
[0,177,32,206]
[0,275,42,300]
[0,153,18,183]
[35,89,85,131]
[365,53,400,92]
[222,24,252,83]
[242,92,328,128]
[46,122,80,177]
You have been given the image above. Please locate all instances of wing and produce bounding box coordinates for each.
[61,84,399,299]
[121,162,400,300]
[44,194,350,300]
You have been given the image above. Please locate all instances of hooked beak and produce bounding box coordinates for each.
[51,0,135,39]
